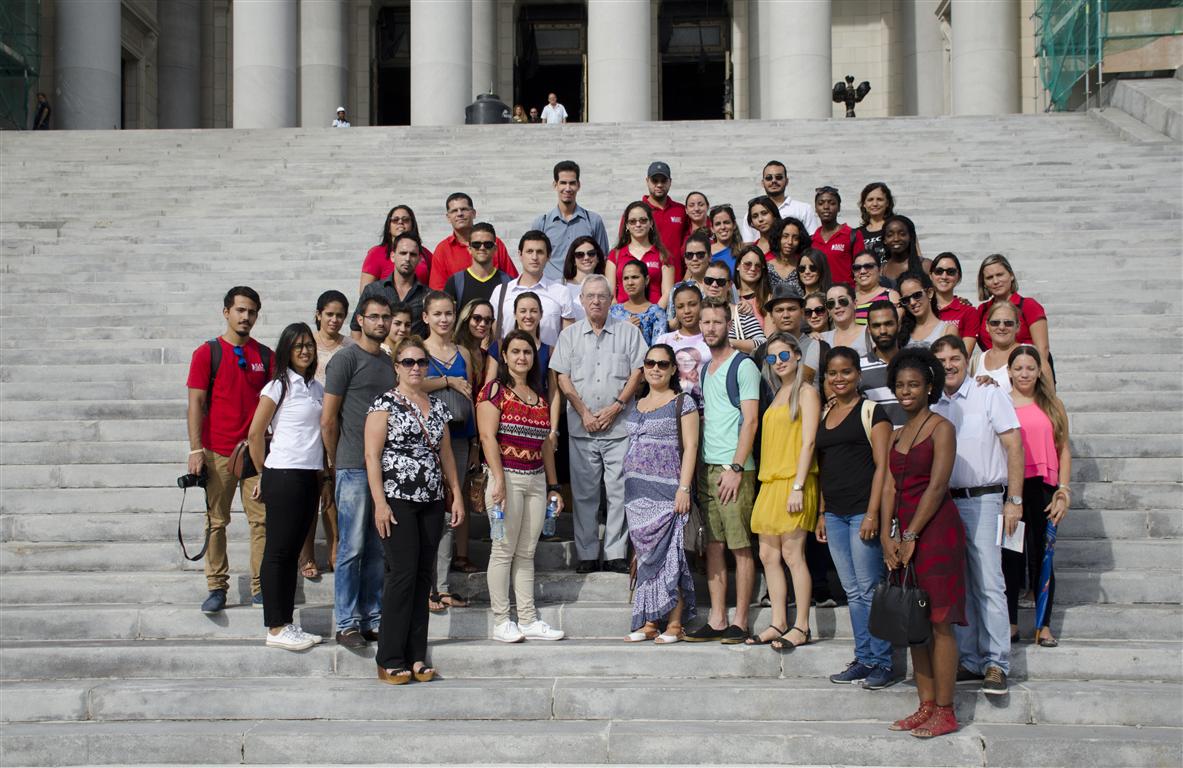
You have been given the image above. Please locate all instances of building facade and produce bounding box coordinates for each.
[20,0,1097,130]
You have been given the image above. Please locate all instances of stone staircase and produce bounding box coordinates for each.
[1,107,1181,766]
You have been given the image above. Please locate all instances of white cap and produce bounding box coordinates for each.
[336,106,346,113]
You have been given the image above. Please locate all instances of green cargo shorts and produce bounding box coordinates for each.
[699,464,755,551]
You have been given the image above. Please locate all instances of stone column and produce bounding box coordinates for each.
[232,0,298,128]
[300,0,348,127]
[158,0,202,128]
[472,0,497,96]
[410,0,471,126]
[730,0,749,119]
[761,0,831,119]
[902,0,945,116]
[951,0,1020,115]
[54,0,121,129]
[587,0,650,122]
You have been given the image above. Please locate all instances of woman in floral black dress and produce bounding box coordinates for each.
[364,336,465,685]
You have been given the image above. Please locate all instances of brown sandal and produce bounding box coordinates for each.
[439,592,468,609]
[451,556,480,573]
[300,560,321,580]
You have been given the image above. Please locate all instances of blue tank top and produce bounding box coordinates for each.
[428,351,475,438]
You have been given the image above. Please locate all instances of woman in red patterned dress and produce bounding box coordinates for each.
[880,347,966,739]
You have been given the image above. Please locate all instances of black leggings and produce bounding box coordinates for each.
[376,496,444,670]
[1003,477,1057,628]
[260,467,319,628]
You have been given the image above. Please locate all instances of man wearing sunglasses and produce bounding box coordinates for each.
[739,160,820,243]
[186,286,274,615]
[442,222,513,309]
[428,193,517,291]
[322,295,398,650]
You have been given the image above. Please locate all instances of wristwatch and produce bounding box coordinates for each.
[902,530,920,542]
[729,463,744,473]
[791,483,804,492]
[547,484,562,494]
[1008,495,1023,506]
[678,485,692,494]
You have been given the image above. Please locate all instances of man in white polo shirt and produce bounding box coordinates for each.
[540,93,568,124]
[930,335,1025,697]
[739,160,820,242]
[491,230,576,346]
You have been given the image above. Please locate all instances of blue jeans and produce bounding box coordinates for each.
[952,494,1011,674]
[825,512,892,669]
[334,468,384,633]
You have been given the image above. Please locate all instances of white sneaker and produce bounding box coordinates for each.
[266,624,316,651]
[519,619,565,641]
[492,621,525,643]
[293,625,323,645]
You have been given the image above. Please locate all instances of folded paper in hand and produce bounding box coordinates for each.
[996,514,1025,553]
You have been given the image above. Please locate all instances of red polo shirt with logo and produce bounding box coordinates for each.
[428,234,519,291]
[812,224,866,285]
[618,195,689,281]
[185,337,274,456]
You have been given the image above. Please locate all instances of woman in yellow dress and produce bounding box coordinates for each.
[745,332,820,650]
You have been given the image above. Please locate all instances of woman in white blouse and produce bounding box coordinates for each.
[248,323,326,652]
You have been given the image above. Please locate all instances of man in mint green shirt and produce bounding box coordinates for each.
[685,297,760,644]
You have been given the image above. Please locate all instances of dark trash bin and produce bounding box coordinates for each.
[465,93,511,125]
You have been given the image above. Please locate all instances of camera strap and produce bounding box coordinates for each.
[178,486,211,562]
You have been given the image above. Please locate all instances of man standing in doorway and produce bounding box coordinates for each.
[428,193,518,291]
[531,160,611,281]
[541,92,568,124]
[185,286,274,614]
[739,160,820,242]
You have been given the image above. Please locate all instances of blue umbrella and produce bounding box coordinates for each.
[1034,520,1058,630]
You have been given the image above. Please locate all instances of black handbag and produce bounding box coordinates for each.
[870,562,931,647]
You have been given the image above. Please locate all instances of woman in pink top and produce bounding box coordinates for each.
[1004,345,1071,648]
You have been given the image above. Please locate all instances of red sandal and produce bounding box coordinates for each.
[889,700,935,732]
[911,704,959,739]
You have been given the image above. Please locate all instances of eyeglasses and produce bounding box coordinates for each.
[397,357,430,369]
[684,250,708,260]
[931,266,959,277]
[898,290,927,306]
[763,174,785,182]
[626,217,649,226]
[798,263,818,273]
[232,346,247,369]
[573,249,598,259]
[361,313,394,323]
[469,240,495,250]
[292,342,316,352]
[987,319,1017,328]
[852,262,878,273]
[702,276,728,287]
[765,350,796,365]
[825,297,852,309]
[471,314,493,325]
[803,306,827,317]
[643,358,672,370]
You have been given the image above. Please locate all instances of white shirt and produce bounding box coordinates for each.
[739,195,821,242]
[540,103,567,124]
[332,118,351,128]
[931,375,1021,489]
[493,275,577,347]
[260,372,325,470]
[970,354,1013,393]
[563,281,587,322]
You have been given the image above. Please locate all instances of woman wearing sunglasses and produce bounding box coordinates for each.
[746,333,820,650]
[745,195,782,256]
[767,217,810,292]
[811,186,866,286]
[359,205,431,293]
[974,254,1052,382]
[929,253,978,354]
[562,236,606,322]
[855,182,895,266]
[365,336,466,684]
[852,254,900,325]
[703,259,765,354]
[970,301,1022,391]
[610,259,668,346]
[897,272,958,349]
[709,205,743,275]
[734,245,772,335]
[622,343,699,644]
[803,291,832,338]
[881,215,929,286]
[819,284,868,355]
[606,201,673,310]
[797,248,832,297]
[665,231,713,330]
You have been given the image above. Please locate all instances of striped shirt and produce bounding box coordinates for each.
[858,348,905,428]
[478,381,550,474]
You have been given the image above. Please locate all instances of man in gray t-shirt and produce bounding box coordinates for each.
[321,295,396,647]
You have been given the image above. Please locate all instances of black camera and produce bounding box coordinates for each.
[177,470,207,489]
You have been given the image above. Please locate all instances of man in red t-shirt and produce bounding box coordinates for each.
[185,286,274,614]
[619,161,690,281]
[428,192,518,290]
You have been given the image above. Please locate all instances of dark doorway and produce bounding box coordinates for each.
[375,5,410,125]
[515,4,585,122]
[659,0,729,120]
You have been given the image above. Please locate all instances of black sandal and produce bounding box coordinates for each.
[744,625,787,646]
[770,625,812,651]
[412,663,436,682]
[428,592,446,613]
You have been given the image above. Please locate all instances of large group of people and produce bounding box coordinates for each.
[185,159,1071,737]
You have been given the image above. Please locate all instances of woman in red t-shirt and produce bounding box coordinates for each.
[929,252,979,354]
[683,191,712,238]
[974,254,1052,381]
[605,200,673,308]
[810,186,865,286]
[359,205,431,293]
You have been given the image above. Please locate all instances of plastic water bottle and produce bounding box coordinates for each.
[542,497,558,538]
[489,503,505,541]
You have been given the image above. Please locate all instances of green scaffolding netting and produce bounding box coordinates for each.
[0,0,41,130]
[1036,0,1183,111]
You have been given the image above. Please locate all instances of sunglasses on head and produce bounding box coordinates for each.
[703,276,728,287]
[643,358,672,370]
[987,319,1017,329]
[803,306,827,317]
[469,240,496,250]
[931,266,959,277]
[825,297,852,309]
[898,290,927,306]
[708,205,734,217]
[765,350,796,365]
[397,357,430,369]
